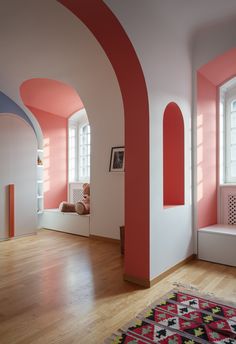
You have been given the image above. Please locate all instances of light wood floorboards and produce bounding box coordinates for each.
[0,229,235,343]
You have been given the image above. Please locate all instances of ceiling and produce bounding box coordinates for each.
[1,0,236,117]
[20,78,84,118]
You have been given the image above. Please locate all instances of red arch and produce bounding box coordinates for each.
[163,102,185,207]
[58,0,150,281]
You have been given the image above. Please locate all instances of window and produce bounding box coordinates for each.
[79,124,90,181]
[68,109,90,184]
[225,98,236,183]
[68,126,77,182]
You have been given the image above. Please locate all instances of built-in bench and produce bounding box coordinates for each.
[198,224,236,267]
[41,209,90,237]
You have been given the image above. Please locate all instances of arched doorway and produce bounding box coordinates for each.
[58,0,150,282]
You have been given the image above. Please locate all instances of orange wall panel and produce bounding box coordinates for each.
[9,184,14,238]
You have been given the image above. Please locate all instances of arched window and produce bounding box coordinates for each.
[68,109,90,183]
[163,102,185,207]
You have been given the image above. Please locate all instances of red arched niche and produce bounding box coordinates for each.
[58,0,150,283]
[163,102,185,207]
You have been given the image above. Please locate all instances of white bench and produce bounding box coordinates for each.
[198,224,236,267]
[41,209,90,237]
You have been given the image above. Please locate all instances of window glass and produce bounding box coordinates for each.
[69,126,77,182]
[231,112,236,128]
[230,145,236,161]
[79,124,90,181]
[231,100,236,112]
[230,129,236,144]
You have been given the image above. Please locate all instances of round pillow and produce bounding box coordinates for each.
[75,202,88,215]
[59,201,76,212]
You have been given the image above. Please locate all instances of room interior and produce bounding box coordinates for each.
[0,1,236,343]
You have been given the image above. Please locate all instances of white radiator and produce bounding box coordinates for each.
[219,185,236,224]
[69,183,84,203]
[227,194,236,224]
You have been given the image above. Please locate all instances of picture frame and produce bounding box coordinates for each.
[109,146,125,172]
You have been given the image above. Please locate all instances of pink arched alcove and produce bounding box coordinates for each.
[20,78,84,209]
[57,1,150,283]
[21,78,84,117]
[197,48,236,229]
[163,102,185,207]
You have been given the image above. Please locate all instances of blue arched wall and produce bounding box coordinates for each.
[0,91,34,130]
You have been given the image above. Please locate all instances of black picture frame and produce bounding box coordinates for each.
[109,146,125,172]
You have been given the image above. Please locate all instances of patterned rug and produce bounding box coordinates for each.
[105,288,236,344]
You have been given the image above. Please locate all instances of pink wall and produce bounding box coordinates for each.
[199,48,236,87]
[21,79,84,118]
[197,72,217,228]
[29,106,68,209]
[197,49,236,230]
[163,102,184,206]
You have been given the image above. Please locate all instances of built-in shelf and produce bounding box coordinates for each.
[37,149,44,214]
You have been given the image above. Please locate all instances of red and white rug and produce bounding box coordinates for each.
[105,288,236,344]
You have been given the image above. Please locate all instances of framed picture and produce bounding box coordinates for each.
[109,146,125,172]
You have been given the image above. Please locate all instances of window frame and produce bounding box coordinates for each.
[68,124,78,183]
[225,96,236,183]
[78,123,90,182]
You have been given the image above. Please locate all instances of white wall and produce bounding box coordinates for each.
[105,0,193,278]
[0,1,124,239]
[0,114,37,239]
[106,0,236,278]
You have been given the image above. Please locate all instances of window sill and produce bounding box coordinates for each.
[163,204,185,209]
[219,183,236,187]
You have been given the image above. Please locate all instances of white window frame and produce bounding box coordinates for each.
[225,96,236,183]
[79,123,90,182]
[68,124,78,182]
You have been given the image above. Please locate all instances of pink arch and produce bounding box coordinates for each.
[58,0,150,281]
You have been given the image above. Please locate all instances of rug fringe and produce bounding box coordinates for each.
[172,281,199,291]
[104,330,124,344]
[172,282,236,308]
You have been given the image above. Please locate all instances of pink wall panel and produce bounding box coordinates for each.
[197,72,217,229]
[9,184,15,238]
[163,102,185,206]
[21,79,84,118]
[199,48,236,86]
[29,106,68,209]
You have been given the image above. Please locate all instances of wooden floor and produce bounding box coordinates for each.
[0,230,235,344]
